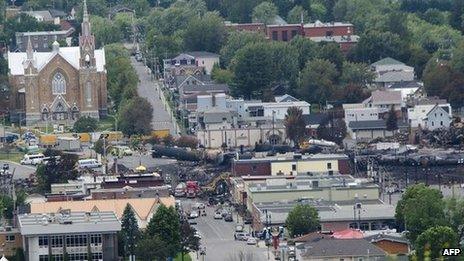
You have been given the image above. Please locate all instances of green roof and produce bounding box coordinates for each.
[371,57,405,66]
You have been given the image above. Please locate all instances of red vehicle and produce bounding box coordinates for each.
[185,181,200,198]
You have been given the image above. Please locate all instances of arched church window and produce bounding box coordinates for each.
[85,82,92,107]
[52,72,66,95]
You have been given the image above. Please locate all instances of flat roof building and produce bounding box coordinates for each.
[18,210,121,261]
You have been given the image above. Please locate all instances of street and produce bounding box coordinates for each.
[110,153,177,170]
[181,198,268,261]
[0,160,35,180]
[131,57,179,135]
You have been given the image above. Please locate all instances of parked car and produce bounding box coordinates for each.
[244,217,253,224]
[20,153,45,165]
[235,225,244,232]
[188,219,197,225]
[189,212,199,219]
[195,203,206,209]
[214,212,222,219]
[194,231,202,239]
[224,214,233,222]
[234,232,248,241]
[246,237,257,245]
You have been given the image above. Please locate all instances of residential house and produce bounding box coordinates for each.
[362,90,403,112]
[15,29,75,52]
[22,9,66,25]
[30,197,175,229]
[408,103,452,130]
[364,234,410,256]
[371,58,415,88]
[348,120,409,140]
[167,74,212,90]
[388,80,422,102]
[163,51,219,78]
[18,210,121,261]
[296,238,386,260]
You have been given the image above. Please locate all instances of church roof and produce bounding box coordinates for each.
[7,46,106,75]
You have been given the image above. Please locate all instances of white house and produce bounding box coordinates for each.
[388,80,422,102]
[408,104,452,130]
[362,90,403,112]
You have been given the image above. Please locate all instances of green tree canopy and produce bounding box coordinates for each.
[73,116,98,133]
[220,31,266,68]
[118,97,153,136]
[289,36,320,70]
[90,15,122,48]
[340,62,375,86]
[183,12,226,53]
[35,152,78,193]
[179,220,200,261]
[285,204,320,237]
[386,106,398,131]
[252,1,278,24]
[415,226,458,260]
[395,184,445,243]
[120,204,140,258]
[284,107,307,146]
[298,59,338,103]
[146,205,180,257]
[287,6,309,24]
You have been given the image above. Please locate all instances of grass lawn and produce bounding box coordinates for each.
[174,253,192,261]
[0,152,24,163]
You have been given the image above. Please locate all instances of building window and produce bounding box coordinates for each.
[440,121,443,126]
[432,122,434,127]
[68,253,88,261]
[39,236,48,247]
[52,255,64,261]
[66,234,87,247]
[52,72,66,95]
[90,234,102,245]
[292,164,296,171]
[39,255,49,261]
[6,235,15,241]
[51,235,63,248]
[291,30,298,38]
[282,31,288,41]
[327,163,332,170]
[272,31,278,40]
[92,252,103,261]
[252,165,257,172]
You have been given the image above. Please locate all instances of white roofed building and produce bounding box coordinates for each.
[7,0,107,126]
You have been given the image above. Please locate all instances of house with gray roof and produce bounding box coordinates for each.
[297,238,387,260]
[348,119,408,140]
[163,51,220,78]
[371,57,415,88]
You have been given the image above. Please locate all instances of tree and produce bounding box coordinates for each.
[316,117,347,145]
[118,97,153,136]
[285,204,320,237]
[73,116,98,133]
[136,234,170,261]
[284,107,306,147]
[183,12,226,53]
[395,184,445,243]
[289,36,319,70]
[211,65,234,84]
[146,205,180,257]
[179,220,200,261]
[287,5,309,24]
[350,31,407,63]
[90,15,122,48]
[444,197,464,241]
[340,62,375,86]
[252,2,278,24]
[298,59,338,103]
[176,136,198,149]
[120,204,140,259]
[219,0,261,23]
[231,43,273,98]
[386,106,398,131]
[220,31,266,68]
[415,226,458,259]
[35,152,78,193]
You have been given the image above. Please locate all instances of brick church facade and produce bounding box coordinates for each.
[7,1,107,126]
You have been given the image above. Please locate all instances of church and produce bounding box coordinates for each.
[7,0,107,126]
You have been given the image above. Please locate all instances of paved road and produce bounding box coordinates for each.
[131,58,178,135]
[109,153,177,170]
[181,198,268,261]
[0,160,35,180]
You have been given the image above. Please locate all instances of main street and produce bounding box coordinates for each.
[181,199,269,261]
[131,57,179,136]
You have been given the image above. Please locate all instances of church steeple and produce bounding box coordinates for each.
[26,36,33,60]
[82,0,91,37]
[79,0,95,68]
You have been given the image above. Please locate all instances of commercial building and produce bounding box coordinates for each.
[231,153,351,176]
[18,210,121,261]
[30,197,175,229]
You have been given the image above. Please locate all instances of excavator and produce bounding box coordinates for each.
[202,172,230,196]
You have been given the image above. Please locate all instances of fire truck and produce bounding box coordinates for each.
[185,181,201,198]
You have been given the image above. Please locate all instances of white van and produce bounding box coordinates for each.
[77,159,102,169]
[20,153,45,165]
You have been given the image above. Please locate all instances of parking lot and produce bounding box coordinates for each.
[180,198,269,261]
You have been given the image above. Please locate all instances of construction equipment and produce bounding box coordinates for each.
[202,173,230,195]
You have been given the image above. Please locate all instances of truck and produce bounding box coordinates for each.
[185,181,200,198]
[174,182,186,197]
